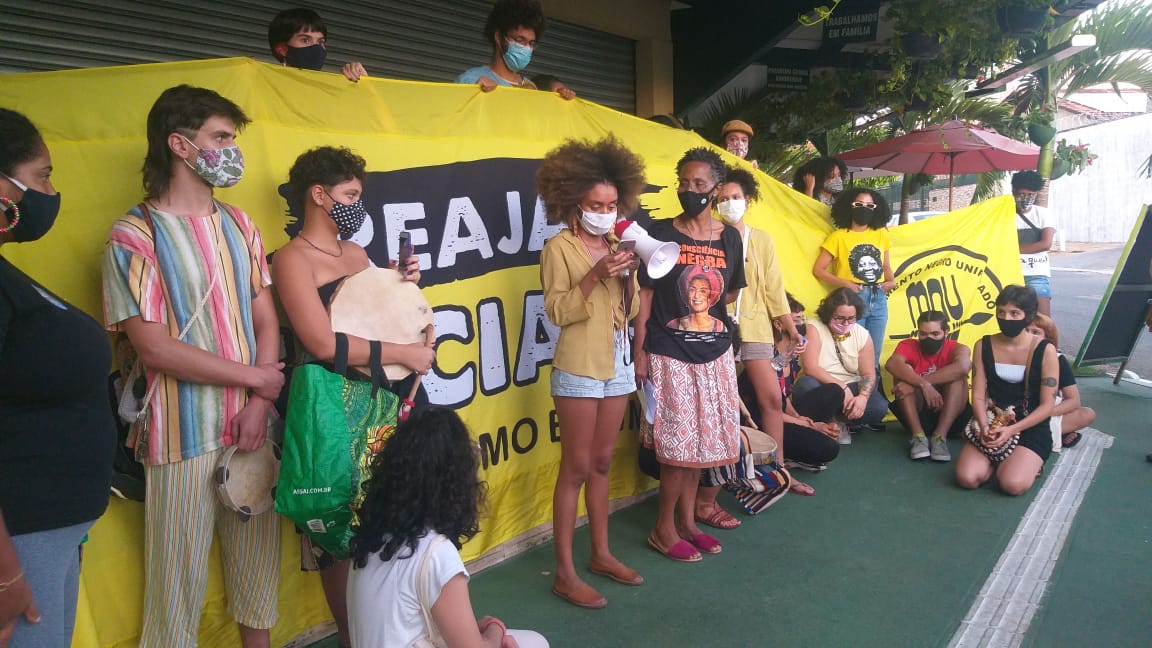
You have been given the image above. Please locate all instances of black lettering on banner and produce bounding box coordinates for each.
[549,409,561,442]
[890,246,1005,342]
[478,426,510,468]
[511,417,538,454]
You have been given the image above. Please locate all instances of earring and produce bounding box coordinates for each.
[0,196,21,233]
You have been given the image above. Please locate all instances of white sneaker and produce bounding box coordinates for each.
[909,435,930,460]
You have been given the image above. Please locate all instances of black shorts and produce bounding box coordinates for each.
[1015,422,1052,463]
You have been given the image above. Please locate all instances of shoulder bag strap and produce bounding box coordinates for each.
[1018,211,1041,232]
[416,534,449,646]
[130,203,222,421]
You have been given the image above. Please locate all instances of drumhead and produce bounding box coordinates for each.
[742,426,778,465]
[328,267,434,381]
[215,441,281,519]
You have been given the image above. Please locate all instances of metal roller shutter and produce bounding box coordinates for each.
[0,0,635,113]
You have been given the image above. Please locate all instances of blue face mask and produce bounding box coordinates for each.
[502,39,533,72]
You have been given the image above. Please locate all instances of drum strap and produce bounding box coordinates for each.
[332,333,385,396]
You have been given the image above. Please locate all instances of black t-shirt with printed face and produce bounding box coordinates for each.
[638,219,746,364]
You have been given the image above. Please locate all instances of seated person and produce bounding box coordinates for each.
[885,310,972,462]
[1025,314,1096,449]
[348,407,548,647]
[956,285,1058,496]
[456,0,571,100]
[795,287,888,443]
[268,7,369,81]
[531,74,577,100]
[741,293,841,477]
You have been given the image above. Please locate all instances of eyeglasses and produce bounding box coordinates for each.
[504,34,536,48]
[830,315,857,324]
[850,202,877,210]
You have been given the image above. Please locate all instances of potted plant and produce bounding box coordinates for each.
[901,30,944,60]
[1053,138,1098,176]
[1025,107,1056,146]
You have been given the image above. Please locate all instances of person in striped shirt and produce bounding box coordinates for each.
[101,85,285,648]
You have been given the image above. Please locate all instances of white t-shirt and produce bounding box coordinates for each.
[1016,205,1053,277]
[348,531,468,648]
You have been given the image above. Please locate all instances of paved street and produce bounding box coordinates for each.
[1050,243,1152,379]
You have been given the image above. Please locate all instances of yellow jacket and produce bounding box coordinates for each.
[541,228,639,380]
[729,226,790,344]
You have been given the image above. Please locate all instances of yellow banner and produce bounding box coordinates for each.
[1,58,1020,646]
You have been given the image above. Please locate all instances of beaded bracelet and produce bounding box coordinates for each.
[0,569,24,592]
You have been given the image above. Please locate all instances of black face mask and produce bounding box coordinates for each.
[918,337,945,355]
[3,186,61,243]
[285,43,327,71]
[795,323,807,338]
[678,189,713,217]
[997,317,1029,338]
[851,206,874,226]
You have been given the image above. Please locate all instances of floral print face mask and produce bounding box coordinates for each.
[180,135,245,188]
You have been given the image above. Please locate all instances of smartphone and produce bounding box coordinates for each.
[617,239,637,255]
[397,231,412,268]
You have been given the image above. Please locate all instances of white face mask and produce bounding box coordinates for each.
[716,198,746,224]
[579,210,617,236]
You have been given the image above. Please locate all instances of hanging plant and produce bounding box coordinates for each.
[1024,106,1056,145]
[995,1,1052,37]
[1053,138,1097,176]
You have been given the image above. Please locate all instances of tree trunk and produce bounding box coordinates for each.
[900,173,912,224]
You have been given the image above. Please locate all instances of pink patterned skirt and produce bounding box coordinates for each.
[641,350,740,468]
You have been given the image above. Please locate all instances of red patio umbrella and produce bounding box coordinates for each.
[837,119,1040,210]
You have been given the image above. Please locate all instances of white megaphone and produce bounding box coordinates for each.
[614,220,680,279]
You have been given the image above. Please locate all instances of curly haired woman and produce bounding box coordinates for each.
[348,407,548,647]
[537,135,645,608]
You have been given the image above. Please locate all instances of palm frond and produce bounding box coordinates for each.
[971,170,1007,204]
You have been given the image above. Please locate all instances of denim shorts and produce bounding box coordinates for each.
[551,335,635,398]
[1024,274,1051,299]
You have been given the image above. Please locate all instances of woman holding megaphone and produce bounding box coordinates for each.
[634,148,745,562]
[537,135,645,608]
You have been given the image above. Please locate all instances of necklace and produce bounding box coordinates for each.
[299,234,343,258]
[676,217,715,270]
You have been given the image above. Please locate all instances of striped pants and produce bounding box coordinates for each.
[140,448,280,648]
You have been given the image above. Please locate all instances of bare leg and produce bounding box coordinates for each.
[895,386,927,436]
[319,561,351,647]
[239,625,270,648]
[585,395,635,576]
[1062,407,1096,435]
[552,396,602,597]
[955,442,994,489]
[931,380,969,438]
[996,446,1045,496]
[652,466,699,552]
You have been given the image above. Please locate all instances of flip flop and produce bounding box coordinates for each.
[682,532,722,554]
[789,481,816,496]
[1062,431,1083,448]
[589,562,644,586]
[647,535,702,562]
[694,506,741,530]
[551,583,607,609]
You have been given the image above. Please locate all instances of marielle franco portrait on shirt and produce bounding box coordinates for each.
[848,244,884,285]
[667,266,725,333]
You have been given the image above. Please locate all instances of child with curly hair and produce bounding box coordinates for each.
[348,407,548,647]
[537,135,645,607]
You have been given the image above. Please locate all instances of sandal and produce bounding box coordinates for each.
[647,534,702,562]
[552,582,607,609]
[694,505,741,530]
[1062,431,1082,448]
[681,532,722,554]
[589,561,644,586]
[789,480,816,496]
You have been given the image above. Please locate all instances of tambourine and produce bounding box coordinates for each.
[215,441,281,521]
[328,267,435,382]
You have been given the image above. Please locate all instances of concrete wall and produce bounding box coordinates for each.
[544,0,674,116]
[1048,113,1152,243]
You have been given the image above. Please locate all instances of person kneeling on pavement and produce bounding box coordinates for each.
[885,310,972,462]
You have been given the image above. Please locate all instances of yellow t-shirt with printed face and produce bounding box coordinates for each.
[820,228,891,285]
